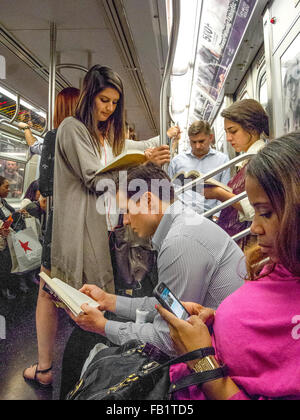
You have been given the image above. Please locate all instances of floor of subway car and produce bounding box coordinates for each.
[0,278,73,400]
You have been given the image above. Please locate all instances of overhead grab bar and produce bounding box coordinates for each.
[0,94,20,126]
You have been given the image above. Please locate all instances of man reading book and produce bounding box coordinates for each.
[168,121,230,214]
[68,163,244,358]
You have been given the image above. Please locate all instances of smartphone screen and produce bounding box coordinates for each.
[154,283,190,320]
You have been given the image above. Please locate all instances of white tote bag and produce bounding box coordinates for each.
[25,216,41,239]
[7,227,42,273]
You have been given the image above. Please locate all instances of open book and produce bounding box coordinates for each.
[39,272,101,317]
[97,150,147,174]
[172,170,232,193]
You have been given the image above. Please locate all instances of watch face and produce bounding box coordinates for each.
[194,356,220,372]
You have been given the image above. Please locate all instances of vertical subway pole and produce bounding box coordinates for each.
[47,22,56,220]
[48,22,57,131]
[159,0,180,148]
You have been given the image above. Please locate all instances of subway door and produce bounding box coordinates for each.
[263,0,300,137]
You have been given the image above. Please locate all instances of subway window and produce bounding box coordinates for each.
[0,158,25,199]
[258,72,268,110]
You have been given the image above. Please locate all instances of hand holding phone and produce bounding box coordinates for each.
[153,282,190,321]
[2,215,13,230]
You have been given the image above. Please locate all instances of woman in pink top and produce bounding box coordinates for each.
[157,132,300,400]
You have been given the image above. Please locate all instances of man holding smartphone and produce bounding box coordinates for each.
[70,162,245,357]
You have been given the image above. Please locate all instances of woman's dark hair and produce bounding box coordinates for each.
[53,87,80,129]
[221,99,270,138]
[75,65,125,156]
[246,132,300,277]
[0,176,6,187]
[24,180,40,202]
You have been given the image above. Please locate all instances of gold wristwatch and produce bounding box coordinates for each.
[193,356,220,373]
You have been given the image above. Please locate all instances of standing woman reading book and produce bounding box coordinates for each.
[23,87,81,387]
[157,133,300,400]
[23,65,169,388]
[203,99,269,250]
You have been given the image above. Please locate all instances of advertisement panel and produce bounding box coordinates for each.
[193,0,257,121]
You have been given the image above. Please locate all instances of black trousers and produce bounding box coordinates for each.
[59,312,126,400]
[59,324,110,400]
[0,246,19,292]
[59,239,158,399]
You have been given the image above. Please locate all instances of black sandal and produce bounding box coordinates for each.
[23,363,53,389]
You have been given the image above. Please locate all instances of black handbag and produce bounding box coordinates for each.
[110,215,157,290]
[66,339,226,400]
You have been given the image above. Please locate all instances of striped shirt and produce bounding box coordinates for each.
[105,202,245,356]
[30,139,44,156]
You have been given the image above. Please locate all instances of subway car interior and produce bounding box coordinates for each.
[0,0,299,401]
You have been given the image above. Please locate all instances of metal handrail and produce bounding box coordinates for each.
[231,227,252,242]
[40,114,48,137]
[56,63,88,73]
[0,118,47,143]
[176,152,257,195]
[174,152,257,242]
[9,94,20,123]
[202,191,248,219]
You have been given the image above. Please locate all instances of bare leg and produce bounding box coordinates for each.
[23,266,58,385]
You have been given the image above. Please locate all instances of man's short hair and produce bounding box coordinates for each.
[118,162,175,203]
[188,120,212,137]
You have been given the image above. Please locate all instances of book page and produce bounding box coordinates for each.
[172,171,232,193]
[39,273,100,317]
[96,150,146,174]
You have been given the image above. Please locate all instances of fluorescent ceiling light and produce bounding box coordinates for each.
[36,110,47,118]
[0,85,46,117]
[171,75,191,114]
[0,86,17,101]
[172,0,200,75]
[20,99,46,117]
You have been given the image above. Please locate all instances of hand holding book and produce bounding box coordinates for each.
[203,185,223,200]
[40,272,102,317]
[69,303,108,335]
[79,284,117,313]
[172,170,232,193]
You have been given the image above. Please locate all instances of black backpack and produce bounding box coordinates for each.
[38,129,57,197]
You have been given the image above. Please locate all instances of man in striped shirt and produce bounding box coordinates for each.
[72,163,245,356]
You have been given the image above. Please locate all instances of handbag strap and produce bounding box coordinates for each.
[168,365,228,394]
[143,346,215,373]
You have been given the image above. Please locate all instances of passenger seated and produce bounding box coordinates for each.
[20,180,41,209]
[60,162,245,397]
[157,132,300,400]
[70,162,244,353]
[0,176,26,299]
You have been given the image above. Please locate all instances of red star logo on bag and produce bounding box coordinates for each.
[19,240,32,253]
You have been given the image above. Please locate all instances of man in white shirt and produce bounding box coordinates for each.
[69,162,245,356]
[168,121,230,213]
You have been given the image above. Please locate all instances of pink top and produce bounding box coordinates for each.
[170,264,300,400]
